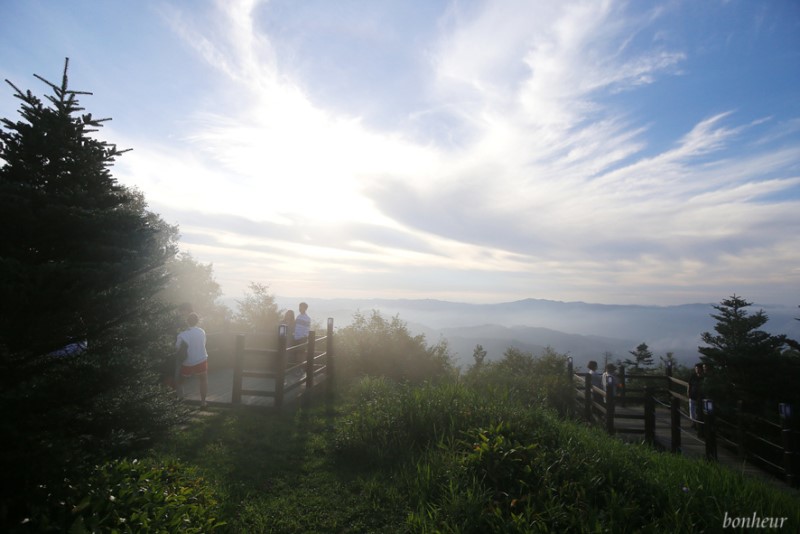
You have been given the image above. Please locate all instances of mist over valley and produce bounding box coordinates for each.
[272,297,800,369]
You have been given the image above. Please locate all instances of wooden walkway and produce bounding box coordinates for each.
[609,403,796,492]
[180,367,325,409]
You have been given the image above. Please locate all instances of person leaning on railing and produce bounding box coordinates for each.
[290,302,311,378]
[602,363,617,402]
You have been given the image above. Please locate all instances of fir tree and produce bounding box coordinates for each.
[472,344,487,367]
[624,342,654,372]
[698,295,799,415]
[0,59,182,522]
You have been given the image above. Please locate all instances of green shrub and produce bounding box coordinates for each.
[335,311,455,386]
[464,346,573,415]
[406,404,800,532]
[21,458,225,533]
[460,422,540,504]
[334,377,533,466]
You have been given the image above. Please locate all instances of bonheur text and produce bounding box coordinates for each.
[723,512,788,529]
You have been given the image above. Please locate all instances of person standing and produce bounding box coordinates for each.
[586,360,602,402]
[282,309,296,366]
[294,302,311,344]
[171,302,193,392]
[176,312,209,408]
[587,360,602,404]
[601,363,617,403]
[291,303,311,376]
[282,309,296,341]
[587,360,601,388]
[688,363,704,429]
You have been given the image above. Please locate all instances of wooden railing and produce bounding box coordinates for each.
[570,366,657,444]
[231,318,334,410]
[661,367,798,486]
[567,359,799,487]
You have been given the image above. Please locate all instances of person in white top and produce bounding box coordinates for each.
[290,303,311,379]
[601,363,617,404]
[293,302,311,342]
[176,312,209,408]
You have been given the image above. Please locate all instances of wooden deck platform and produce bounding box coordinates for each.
[179,367,325,409]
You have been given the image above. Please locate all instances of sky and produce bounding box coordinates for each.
[2,0,799,306]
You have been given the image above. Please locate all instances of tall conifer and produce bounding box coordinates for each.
[698,295,799,415]
[0,59,182,521]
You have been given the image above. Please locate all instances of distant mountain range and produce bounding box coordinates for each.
[271,297,800,370]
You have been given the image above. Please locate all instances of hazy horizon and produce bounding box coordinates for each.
[266,295,800,368]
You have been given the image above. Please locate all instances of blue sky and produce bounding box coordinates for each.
[2,0,799,306]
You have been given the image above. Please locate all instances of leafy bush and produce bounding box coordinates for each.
[407,405,800,532]
[20,458,225,533]
[126,379,799,533]
[460,421,540,503]
[334,377,530,466]
[335,310,455,385]
[464,346,573,415]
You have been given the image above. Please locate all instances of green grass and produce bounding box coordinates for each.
[154,404,409,533]
[40,378,799,533]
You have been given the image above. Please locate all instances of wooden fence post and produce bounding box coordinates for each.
[644,385,655,445]
[618,366,626,407]
[779,403,797,487]
[305,331,316,390]
[670,395,681,454]
[736,400,746,462]
[606,375,616,435]
[704,399,717,461]
[232,334,245,405]
[584,374,592,421]
[697,399,706,439]
[326,318,334,401]
[275,326,286,409]
[566,357,575,418]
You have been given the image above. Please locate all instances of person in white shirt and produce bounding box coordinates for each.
[601,363,617,403]
[290,303,311,379]
[293,302,311,342]
[587,360,601,388]
[176,312,209,408]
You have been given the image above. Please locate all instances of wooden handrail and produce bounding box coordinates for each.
[231,319,334,410]
[569,367,798,487]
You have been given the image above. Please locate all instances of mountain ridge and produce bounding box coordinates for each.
[267,296,800,369]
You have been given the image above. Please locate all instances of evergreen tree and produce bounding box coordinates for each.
[659,351,676,370]
[0,60,182,521]
[698,295,799,415]
[472,344,487,367]
[624,342,654,372]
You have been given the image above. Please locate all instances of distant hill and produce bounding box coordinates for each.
[438,324,640,368]
[272,297,800,369]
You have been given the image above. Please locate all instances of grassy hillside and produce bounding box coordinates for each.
[25,379,799,533]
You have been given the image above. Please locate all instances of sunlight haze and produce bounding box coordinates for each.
[2,0,799,305]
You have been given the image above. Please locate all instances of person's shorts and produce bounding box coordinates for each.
[181,360,208,377]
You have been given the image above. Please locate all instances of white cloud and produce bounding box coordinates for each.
[108,0,800,305]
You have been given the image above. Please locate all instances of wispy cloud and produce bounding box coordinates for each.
[107,0,799,305]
